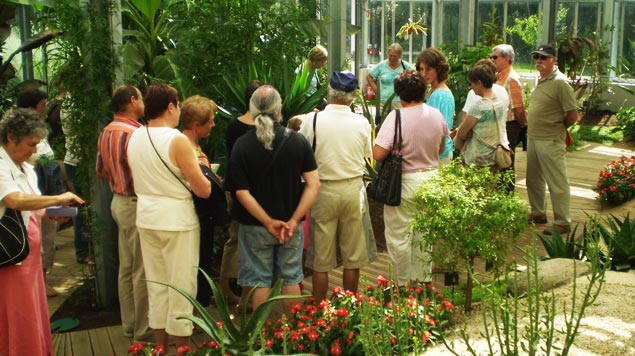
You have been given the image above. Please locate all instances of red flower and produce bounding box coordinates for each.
[422,330,431,344]
[610,185,618,192]
[333,286,343,294]
[266,339,274,348]
[377,275,389,287]
[216,321,224,328]
[128,343,144,355]
[152,345,166,355]
[330,339,342,355]
[442,300,454,311]
[391,337,397,345]
[208,341,218,349]
[317,318,327,327]
[176,345,190,355]
[336,307,349,317]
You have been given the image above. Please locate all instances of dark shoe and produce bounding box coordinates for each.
[543,225,569,235]
[528,214,548,224]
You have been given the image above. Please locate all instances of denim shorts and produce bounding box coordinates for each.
[237,224,304,287]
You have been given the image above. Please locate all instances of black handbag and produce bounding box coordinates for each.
[146,127,230,226]
[366,109,403,206]
[0,207,29,268]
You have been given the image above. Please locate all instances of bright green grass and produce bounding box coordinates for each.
[570,124,623,147]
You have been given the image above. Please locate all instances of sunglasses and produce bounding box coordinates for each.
[489,55,499,60]
[533,54,552,60]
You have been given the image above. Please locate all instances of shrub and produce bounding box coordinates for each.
[615,105,635,142]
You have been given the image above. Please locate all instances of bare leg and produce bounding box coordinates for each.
[281,284,302,314]
[154,329,167,349]
[174,336,190,349]
[311,271,329,303]
[342,268,360,294]
[251,287,271,311]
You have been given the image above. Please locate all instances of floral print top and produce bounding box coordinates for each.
[462,96,507,167]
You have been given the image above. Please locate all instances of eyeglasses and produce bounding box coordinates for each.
[489,55,499,60]
[533,54,552,60]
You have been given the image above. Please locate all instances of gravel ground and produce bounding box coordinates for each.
[424,270,635,355]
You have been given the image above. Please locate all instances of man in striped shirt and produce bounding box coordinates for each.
[96,85,151,342]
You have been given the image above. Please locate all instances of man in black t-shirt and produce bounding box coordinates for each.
[225,85,320,313]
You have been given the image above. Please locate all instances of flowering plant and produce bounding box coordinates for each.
[128,276,454,355]
[596,155,635,205]
[260,275,453,355]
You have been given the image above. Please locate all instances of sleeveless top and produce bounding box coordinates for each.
[127,126,198,231]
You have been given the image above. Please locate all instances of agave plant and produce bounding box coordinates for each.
[151,271,309,355]
[539,224,584,260]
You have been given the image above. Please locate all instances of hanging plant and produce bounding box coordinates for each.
[396,18,426,40]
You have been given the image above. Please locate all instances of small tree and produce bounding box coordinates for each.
[410,162,528,311]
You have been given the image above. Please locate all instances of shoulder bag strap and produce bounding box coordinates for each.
[401,60,406,70]
[312,112,318,153]
[490,100,504,147]
[393,109,403,154]
[146,126,192,193]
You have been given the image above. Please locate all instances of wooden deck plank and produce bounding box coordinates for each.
[88,328,115,356]
[105,325,133,356]
[70,329,93,356]
[52,332,68,356]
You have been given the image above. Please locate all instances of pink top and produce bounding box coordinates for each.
[375,104,448,172]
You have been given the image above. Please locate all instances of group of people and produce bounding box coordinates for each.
[0,41,578,355]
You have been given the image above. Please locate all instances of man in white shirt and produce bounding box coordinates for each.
[300,71,372,303]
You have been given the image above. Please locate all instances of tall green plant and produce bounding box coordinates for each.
[121,0,178,88]
[411,161,527,311]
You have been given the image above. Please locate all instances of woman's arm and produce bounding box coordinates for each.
[171,134,211,198]
[457,115,478,140]
[3,191,84,211]
[372,144,390,162]
[366,73,378,93]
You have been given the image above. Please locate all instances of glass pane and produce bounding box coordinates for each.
[506,1,541,68]
[442,2,460,44]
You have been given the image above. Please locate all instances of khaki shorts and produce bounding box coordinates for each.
[306,178,368,272]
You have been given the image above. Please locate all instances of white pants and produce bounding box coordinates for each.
[383,170,436,286]
[139,227,199,337]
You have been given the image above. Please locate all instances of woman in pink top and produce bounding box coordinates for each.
[373,70,448,287]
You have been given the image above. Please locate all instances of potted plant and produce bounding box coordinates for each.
[410,162,528,311]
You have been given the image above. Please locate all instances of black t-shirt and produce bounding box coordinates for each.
[226,123,317,226]
[225,118,254,157]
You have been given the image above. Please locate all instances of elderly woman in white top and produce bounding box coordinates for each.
[0,108,83,356]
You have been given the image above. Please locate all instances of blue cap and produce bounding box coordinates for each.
[329,71,359,92]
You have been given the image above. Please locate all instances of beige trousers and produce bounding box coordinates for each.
[111,194,151,341]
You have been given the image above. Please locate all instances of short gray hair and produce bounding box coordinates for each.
[250,85,282,150]
[0,108,47,146]
[493,44,515,63]
[388,43,403,57]
[328,87,356,102]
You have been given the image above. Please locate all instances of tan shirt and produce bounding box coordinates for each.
[527,68,577,140]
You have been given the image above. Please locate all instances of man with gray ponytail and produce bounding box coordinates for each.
[226,85,320,313]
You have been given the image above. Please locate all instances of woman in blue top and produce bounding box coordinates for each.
[416,48,455,164]
[366,43,413,110]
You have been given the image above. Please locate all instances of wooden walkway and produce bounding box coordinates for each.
[50,142,635,355]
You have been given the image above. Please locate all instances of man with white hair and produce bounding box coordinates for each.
[490,44,528,183]
[225,85,320,313]
[300,71,372,303]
